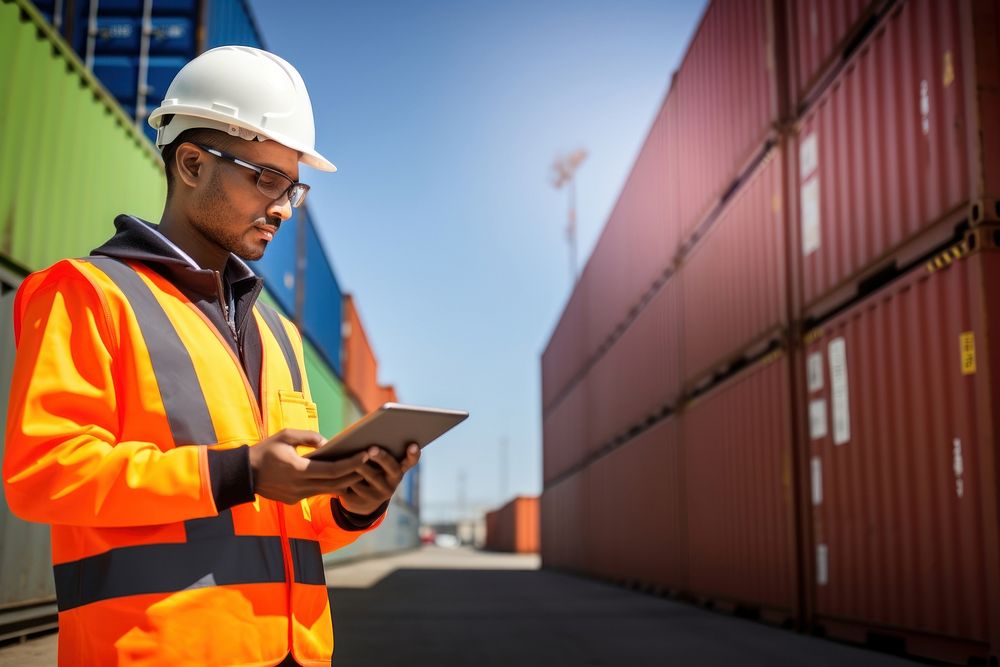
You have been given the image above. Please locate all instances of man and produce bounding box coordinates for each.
[2,46,416,666]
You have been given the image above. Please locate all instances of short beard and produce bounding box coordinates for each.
[192,169,266,261]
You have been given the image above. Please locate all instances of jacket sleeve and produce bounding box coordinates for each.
[2,263,220,528]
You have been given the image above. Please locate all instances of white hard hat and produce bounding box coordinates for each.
[148,46,335,172]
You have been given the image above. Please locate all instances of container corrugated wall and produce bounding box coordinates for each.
[584,95,679,352]
[583,418,683,590]
[0,0,165,272]
[484,496,539,554]
[541,274,588,412]
[683,354,797,621]
[681,147,786,386]
[302,214,344,376]
[674,0,780,238]
[342,294,381,413]
[586,275,680,457]
[540,472,583,572]
[786,0,882,109]
[204,0,263,50]
[0,282,57,636]
[805,253,991,662]
[541,376,587,486]
[795,0,970,315]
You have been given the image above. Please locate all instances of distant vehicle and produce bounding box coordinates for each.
[434,533,460,549]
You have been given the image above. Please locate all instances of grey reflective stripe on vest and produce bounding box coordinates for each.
[54,258,325,611]
[289,538,325,585]
[255,302,303,393]
[84,257,217,446]
[54,515,288,611]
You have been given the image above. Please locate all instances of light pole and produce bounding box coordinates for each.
[552,148,588,283]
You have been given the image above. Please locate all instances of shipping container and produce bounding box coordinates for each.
[785,0,884,111]
[583,418,683,591]
[0,0,165,273]
[583,93,679,354]
[342,294,383,413]
[586,273,680,457]
[32,0,264,140]
[301,214,344,375]
[540,471,584,572]
[484,496,540,554]
[961,0,1000,214]
[541,372,588,487]
[0,276,58,640]
[541,276,588,413]
[794,0,970,318]
[682,353,798,623]
[681,147,787,387]
[803,243,996,664]
[673,0,780,242]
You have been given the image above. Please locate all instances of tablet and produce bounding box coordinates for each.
[304,402,469,461]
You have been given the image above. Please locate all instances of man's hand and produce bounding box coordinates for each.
[248,429,371,504]
[338,443,421,515]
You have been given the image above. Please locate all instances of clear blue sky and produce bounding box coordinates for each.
[247,0,707,522]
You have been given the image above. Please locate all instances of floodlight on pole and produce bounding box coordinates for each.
[551,148,588,283]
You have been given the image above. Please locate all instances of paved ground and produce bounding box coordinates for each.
[1,546,922,666]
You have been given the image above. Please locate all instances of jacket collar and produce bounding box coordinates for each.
[91,215,261,299]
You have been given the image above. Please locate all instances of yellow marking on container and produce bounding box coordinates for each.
[804,328,824,345]
[943,51,955,87]
[960,332,976,375]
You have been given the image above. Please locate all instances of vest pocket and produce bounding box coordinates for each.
[278,390,320,432]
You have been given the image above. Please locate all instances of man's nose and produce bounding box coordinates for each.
[267,196,293,223]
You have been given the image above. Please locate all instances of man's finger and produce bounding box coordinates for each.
[354,463,393,496]
[399,443,420,474]
[365,447,402,477]
[303,450,370,478]
[275,429,326,446]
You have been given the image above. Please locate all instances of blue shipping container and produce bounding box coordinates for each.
[205,0,263,49]
[302,212,343,376]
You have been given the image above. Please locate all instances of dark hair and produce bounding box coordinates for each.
[162,126,243,196]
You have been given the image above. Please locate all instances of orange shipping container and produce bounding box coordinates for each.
[485,497,539,554]
[342,294,381,413]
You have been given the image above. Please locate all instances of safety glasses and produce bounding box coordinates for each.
[195,143,310,208]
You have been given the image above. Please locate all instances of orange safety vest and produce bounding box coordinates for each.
[3,257,378,666]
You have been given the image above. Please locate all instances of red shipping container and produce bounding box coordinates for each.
[582,418,684,591]
[794,0,970,316]
[681,147,787,387]
[541,277,588,413]
[541,378,588,486]
[674,0,780,241]
[541,473,584,572]
[342,294,382,413]
[584,93,680,353]
[804,245,995,664]
[587,275,681,457]
[485,497,540,554]
[683,353,798,622]
[786,0,883,109]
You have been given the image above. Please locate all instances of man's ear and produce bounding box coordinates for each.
[174,143,205,188]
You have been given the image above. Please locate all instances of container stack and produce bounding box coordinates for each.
[30,0,264,141]
[540,0,1000,663]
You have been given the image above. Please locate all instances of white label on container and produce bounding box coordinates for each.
[811,456,823,506]
[800,132,818,179]
[953,438,965,499]
[829,338,851,445]
[801,177,821,256]
[809,399,828,440]
[816,544,829,586]
[920,79,931,136]
[807,352,824,392]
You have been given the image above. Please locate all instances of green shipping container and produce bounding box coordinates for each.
[0,0,165,274]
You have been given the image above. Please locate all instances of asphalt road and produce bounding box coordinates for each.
[0,546,922,666]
